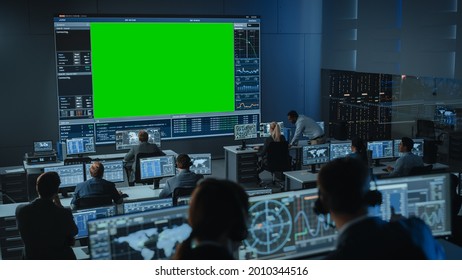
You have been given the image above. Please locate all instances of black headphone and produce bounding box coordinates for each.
[229,189,249,242]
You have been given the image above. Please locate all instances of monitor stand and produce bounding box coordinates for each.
[308,164,318,174]
[236,140,247,151]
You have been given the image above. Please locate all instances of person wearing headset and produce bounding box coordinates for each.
[158,154,204,198]
[316,157,444,259]
[174,178,249,259]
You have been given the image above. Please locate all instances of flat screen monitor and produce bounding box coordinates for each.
[33,140,53,153]
[234,123,258,150]
[245,188,273,197]
[72,205,117,239]
[66,137,96,156]
[54,14,261,144]
[329,141,352,160]
[188,153,212,175]
[238,189,337,260]
[88,205,190,260]
[370,173,452,237]
[259,121,284,138]
[43,164,85,188]
[139,155,176,180]
[85,160,124,183]
[115,128,161,151]
[367,140,393,160]
[123,198,173,214]
[393,139,424,157]
[302,144,330,165]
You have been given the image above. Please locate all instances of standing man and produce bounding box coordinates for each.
[287,110,324,146]
[16,172,78,259]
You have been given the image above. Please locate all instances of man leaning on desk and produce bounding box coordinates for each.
[124,130,165,183]
[287,110,324,147]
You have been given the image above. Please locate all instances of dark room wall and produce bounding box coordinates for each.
[0,0,323,167]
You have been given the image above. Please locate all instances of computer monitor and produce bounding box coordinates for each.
[66,137,96,156]
[245,188,273,197]
[123,198,173,214]
[33,140,53,153]
[234,123,258,150]
[393,139,424,157]
[188,153,212,175]
[85,160,125,183]
[72,205,117,239]
[238,189,337,260]
[370,173,452,237]
[302,144,330,172]
[88,205,190,260]
[329,141,352,160]
[259,122,284,138]
[139,155,176,180]
[367,140,393,166]
[316,121,325,134]
[115,128,161,150]
[43,164,85,193]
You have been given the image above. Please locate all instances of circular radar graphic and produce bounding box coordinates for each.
[244,199,292,255]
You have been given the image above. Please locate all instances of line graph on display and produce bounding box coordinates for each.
[244,199,293,255]
[234,30,260,58]
[415,201,446,232]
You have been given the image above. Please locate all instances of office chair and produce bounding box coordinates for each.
[260,141,291,189]
[172,186,196,206]
[409,164,433,176]
[74,195,113,210]
[133,152,160,187]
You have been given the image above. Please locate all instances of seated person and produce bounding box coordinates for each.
[158,154,204,198]
[287,110,324,146]
[348,137,368,164]
[124,130,165,183]
[71,161,124,209]
[255,121,288,174]
[386,137,423,177]
[317,157,444,259]
[174,178,249,259]
[16,172,78,259]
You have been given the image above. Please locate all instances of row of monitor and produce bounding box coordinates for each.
[234,121,325,141]
[43,154,212,189]
[80,173,451,260]
[303,139,425,166]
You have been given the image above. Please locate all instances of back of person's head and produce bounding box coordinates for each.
[90,161,104,178]
[270,121,282,142]
[36,171,61,199]
[176,154,192,169]
[174,178,249,259]
[287,110,298,119]
[351,137,365,152]
[401,137,414,152]
[138,130,149,142]
[317,157,370,215]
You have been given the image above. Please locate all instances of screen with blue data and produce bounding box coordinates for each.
[329,141,352,160]
[367,140,393,160]
[66,136,96,156]
[302,144,330,165]
[239,189,337,260]
[370,173,452,237]
[393,138,424,157]
[139,155,176,180]
[54,14,261,144]
[43,165,84,188]
[72,205,117,239]
[88,205,190,260]
[85,160,124,183]
[115,128,161,150]
[123,198,173,214]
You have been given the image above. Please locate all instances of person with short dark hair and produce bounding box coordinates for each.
[71,161,123,209]
[174,178,249,259]
[124,130,165,183]
[158,154,204,198]
[287,110,324,146]
[386,137,423,177]
[317,157,444,259]
[16,172,78,259]
[348,137,368,164]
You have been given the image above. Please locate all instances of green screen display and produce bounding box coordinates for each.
[90,23,235,119]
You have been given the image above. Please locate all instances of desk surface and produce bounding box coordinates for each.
[283,170,318,184]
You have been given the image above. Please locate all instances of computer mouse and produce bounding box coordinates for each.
[121,193,129,198]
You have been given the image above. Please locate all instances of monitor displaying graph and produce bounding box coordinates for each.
[239,189,337,260]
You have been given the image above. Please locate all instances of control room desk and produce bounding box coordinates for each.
[283,170,318,191]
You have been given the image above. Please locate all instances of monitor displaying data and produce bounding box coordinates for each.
[123,198,173,214]
[329,141,352,160]
[88,206,191,260]
[239,189,337,260]
[33,140,53,153]
[85,160,124,183]
[302,144,330,165]
[43,165,85,188]
[234,123,258,140]
[54,14,261,144]
[188,153,212,175]
[115,128,161,150]
[259,122,284,138]
[66,137,96,156]
[139,155,176,180]
[245,188,273,197]
[367,140,393,160]
[393,139,424,157]
[370,173,452,237]
[73,205,117,239]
